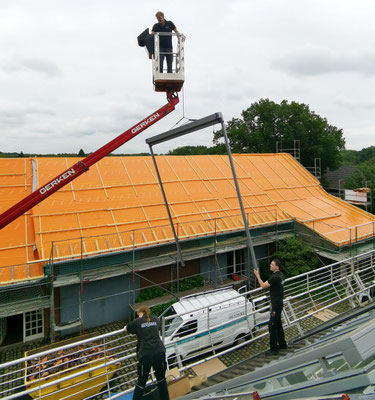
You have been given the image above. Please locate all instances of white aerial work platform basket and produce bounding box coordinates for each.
[152,32,185,92]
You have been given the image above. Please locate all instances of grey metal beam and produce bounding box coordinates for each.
[146,113,225,296]
[148,144,185,272]
[220,121,258,272]
[145,113,223,146]
[146,111,259,278]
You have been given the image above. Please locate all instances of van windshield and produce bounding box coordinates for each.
[165,316,182,337]
[163,305,177,319]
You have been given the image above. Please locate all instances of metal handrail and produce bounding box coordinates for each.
[1,250,375,399]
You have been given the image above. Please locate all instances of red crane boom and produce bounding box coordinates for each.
[0,93,179,230]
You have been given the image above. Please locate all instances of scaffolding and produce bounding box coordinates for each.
[1,249,374,400]
[276,139,301,162]
[46,209,289,341]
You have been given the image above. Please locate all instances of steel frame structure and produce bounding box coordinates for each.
[146,113,258,285]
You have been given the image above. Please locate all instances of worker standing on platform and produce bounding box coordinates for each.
[152,11,179,73]
[253,259,287,356]
[125,306,170,400]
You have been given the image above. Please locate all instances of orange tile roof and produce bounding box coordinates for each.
[0,158,42,283]
[1,154,374,284]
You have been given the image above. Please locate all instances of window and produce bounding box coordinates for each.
[227,249,245,277]
[174,320,197,338]
[254,296,270,312]
[165,316,183,337]
[24,310,44,341]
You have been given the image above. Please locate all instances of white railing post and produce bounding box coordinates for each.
[207,307,214,353]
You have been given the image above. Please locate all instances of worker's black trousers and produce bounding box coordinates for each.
[269,306,287,351]
[133,351,170,400]
[160,48,173,73]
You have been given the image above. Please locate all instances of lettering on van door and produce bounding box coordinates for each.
[229,311,245,319]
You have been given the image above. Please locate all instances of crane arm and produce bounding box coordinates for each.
[0,93,179,230]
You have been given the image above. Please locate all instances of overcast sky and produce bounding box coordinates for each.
[1,0,375,155]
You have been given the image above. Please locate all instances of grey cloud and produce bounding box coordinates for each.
[69,129,97,138]
[0,105,55,128]
[27,106,56,116]
[63,115,129,139]
[272,48,375,77]
[2,57,62,77]
[0,112,27,126]
[335,99,375,111]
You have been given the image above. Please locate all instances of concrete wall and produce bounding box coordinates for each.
[59,273,138,333]
[57,244,270,334]
[60,285,79,323]
[200,253,227,283]
[82,275,135,329]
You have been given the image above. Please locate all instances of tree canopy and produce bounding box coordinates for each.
[260,237,320,279]
[168,145,226,155]
[344,156,375,212]
[213,99,345,171]
[341,146,375,165]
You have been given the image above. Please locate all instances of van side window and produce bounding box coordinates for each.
[175,320,198,338]
[254,298,269,311]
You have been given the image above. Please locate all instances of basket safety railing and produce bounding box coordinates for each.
[153,32,185,75]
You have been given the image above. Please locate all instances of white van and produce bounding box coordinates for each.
[160,287,269,366]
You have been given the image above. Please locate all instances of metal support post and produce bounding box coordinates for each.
[80,236,84,335]
[220,121,258,271]
[79,280,84,335]
[49,243,55,343]
[148,145,185,269]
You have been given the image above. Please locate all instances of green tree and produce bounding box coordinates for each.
[358,146,375,163]
[78,149,85,157]
[213,99,345,172]
[271,237,320,277]
[344,157,375,213]
[341,149,359,165]
[168,144,226,155]
[168,145,211,155]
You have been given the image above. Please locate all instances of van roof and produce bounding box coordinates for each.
[173,287,244,317]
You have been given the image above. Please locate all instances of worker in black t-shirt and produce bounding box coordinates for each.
[125,306,170,400]
[254,259,287,356]
[152,11,179,73]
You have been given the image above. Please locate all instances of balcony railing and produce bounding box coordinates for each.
[1,250,374,399]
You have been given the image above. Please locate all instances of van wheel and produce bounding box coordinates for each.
[167,355,177,368]
[234,333,247,346]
